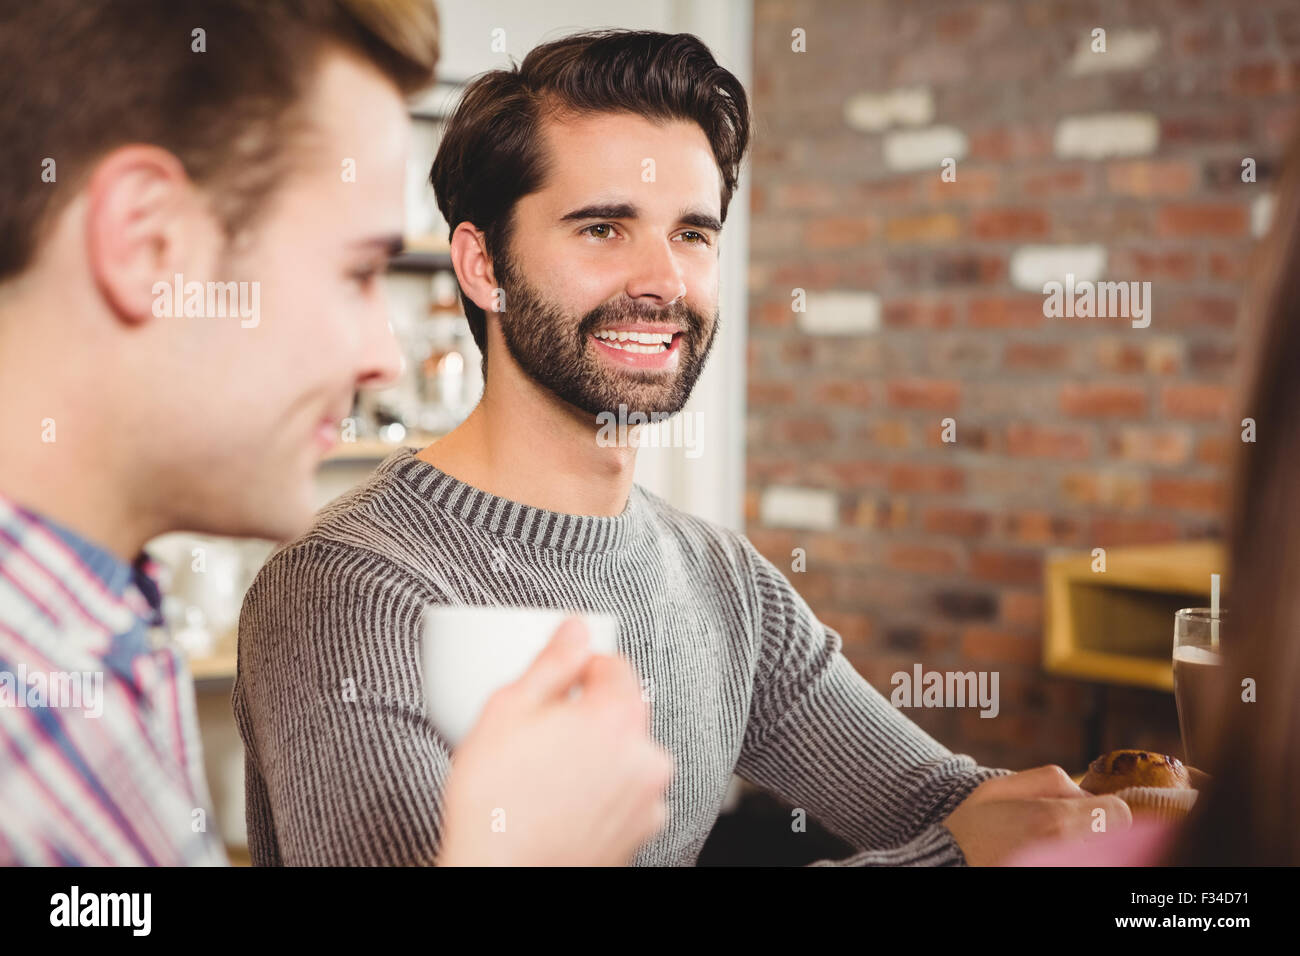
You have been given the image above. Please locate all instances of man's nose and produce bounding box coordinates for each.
[355,304,405,390]
[625,238,687,306]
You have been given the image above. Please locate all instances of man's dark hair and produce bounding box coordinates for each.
[0,0,440,281]
[429,29,751,365]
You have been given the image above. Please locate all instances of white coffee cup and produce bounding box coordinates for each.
[421,605,619,747]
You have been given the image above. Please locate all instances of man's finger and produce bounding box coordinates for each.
[998,765,1086,799]
[506,617,593,709]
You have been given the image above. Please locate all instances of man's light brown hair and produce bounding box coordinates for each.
[0,0,440,280]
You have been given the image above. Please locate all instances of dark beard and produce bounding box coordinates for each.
[492,252,718,419]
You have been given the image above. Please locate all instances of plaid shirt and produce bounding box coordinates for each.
[0,493,227,865]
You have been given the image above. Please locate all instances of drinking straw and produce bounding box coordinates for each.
[1210,573,1220,651]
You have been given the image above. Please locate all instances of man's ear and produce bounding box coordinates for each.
[449,221,501,313]
[85,145,195,325]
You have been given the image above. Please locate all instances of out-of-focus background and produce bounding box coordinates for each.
[156,0,1294,864]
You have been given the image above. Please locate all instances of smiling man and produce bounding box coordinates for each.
[0,1,668,868]
[237,28,1130,866]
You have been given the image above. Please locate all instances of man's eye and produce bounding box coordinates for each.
[678,231,709,245]
[350,267,381,288]
[581,223,617,240]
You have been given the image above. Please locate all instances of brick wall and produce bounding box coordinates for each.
[744,0,1297,771]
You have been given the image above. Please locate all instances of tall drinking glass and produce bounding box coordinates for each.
[1173,608,1226,768]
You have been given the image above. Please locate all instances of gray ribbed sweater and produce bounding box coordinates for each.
[233,448,1008,866]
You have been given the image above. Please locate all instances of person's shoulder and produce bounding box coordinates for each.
[243,463,431,613]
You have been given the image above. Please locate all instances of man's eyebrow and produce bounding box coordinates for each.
[349,234,405,257]
[559,203,723,233]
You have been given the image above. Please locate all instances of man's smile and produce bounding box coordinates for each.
[588,322,684,370]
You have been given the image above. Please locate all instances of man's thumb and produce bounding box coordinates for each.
[509,617,592,708]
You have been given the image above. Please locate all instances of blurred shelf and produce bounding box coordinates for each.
[226,844,251,867]
[388,250,452,274]
[322,432,442,463]
[188,629,238,688]
[1044,541,1226,693]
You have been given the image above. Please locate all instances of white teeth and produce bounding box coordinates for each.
[593,329,675,345]
[593,332,669,354]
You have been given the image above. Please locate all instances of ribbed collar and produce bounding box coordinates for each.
[383,447,653,554]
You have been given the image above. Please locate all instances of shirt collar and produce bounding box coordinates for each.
[0,492,166,639]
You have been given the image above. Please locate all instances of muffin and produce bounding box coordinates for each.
[1080,749,1200,823]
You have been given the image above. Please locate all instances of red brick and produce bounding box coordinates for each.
[1093,338,1182,376]
[1087,517,1180,547]
[746,457,799,485]
[924,421,991,451]
[1092,341,1146,375]
[970,549,1043,586]
[1208,251,1248,283]
[888,543,961,575]
[1160,384,1232,421]
[1060,384,1148,419]
[1149,477,1227,515]
[1003,511,1084,545]
[1060,472,1149,510]
[922,507,993,538]
[1001,591,1044,629]
[1164,296,1239,330]
[773,181,837,210]
[812,381,873,407]
[819,460,890,489]
[969,125,1052,162]
[885,212,963,244]
[924,168,1001,203]
[888,464,966,495]
[853,497,911,530]
[1005,423,1092,460]
[1019,166,1091,200]
[883,298,958,329]
[1108,427,1191,466]
[1004,341,1069,371]
[1106,160,1199,197]
[862,420,912,448]
[854,177,919,205]
[804,532,875,566]
[1156,203,1249,238]
[1231,61,1293,97]
[1160,113,1251,146]
[971,207,1051,240]
[748,381,797,406]
[960,627,1042,666]
[886,378,962,411]
[803,216,874,249]
[935,6,983,40]
[968,296,1046,329]
[772,416,834,444]
[753,301,795,328]
[1196,434,1231,467]
[1123,248,1200,281]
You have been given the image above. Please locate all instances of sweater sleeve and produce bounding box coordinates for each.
[233,540,450,866]
[734,541,1011,866]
